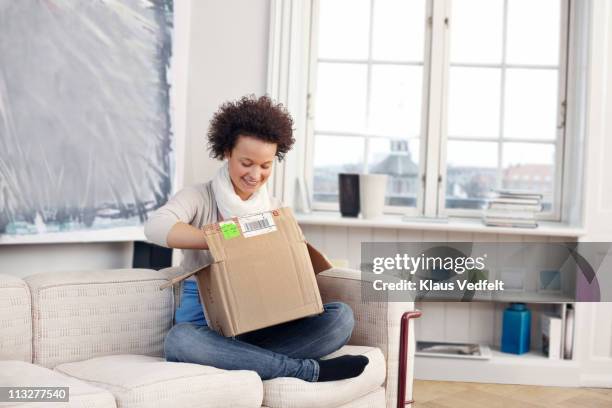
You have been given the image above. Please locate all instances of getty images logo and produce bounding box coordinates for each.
[372,252,487,275]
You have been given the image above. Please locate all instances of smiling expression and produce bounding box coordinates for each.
[225,135,277,200]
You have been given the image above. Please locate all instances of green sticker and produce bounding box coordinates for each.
[220,221,240,240]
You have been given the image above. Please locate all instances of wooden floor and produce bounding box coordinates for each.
[412,380,612,408]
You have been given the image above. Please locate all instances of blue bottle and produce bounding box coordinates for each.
[501,303,531,354]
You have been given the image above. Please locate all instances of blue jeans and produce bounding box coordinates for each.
[174,281,208,326]
[164,301,355,382]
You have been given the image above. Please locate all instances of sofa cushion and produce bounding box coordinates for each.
[0,360,116,408]
[0,274,32,362]
[262,346,386,408]
[25,269,173,368]
[261,388,385,408]
[336,387,385,407]
[55,354,263,408]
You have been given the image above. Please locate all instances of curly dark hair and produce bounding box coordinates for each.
[207,95,295,161]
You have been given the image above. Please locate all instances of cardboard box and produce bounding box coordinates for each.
[162,207,332,337]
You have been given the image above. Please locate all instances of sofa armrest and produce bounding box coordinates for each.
[316,268,418,408]
[0,274,32,362]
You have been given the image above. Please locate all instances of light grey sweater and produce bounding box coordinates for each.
[144,180,281,274]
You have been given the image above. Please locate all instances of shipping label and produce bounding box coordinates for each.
[238,212,277,238]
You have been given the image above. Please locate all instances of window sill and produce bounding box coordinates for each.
[0,226,146,245]
[294,211,585,238]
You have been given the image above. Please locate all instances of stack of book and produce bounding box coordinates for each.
[541,313,562,359]
[483,190,542,228]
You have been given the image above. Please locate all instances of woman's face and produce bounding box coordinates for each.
[226,135,277,200]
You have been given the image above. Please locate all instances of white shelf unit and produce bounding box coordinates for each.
[415,342,580,387]
[414,300,578,386]
[297,217,612,387]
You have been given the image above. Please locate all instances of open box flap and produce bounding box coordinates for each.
[306,242,333,274]
[159,264,213,290]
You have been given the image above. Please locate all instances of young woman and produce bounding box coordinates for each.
[144,95,368,382]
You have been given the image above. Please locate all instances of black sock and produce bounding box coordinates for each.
[316,355,369,382]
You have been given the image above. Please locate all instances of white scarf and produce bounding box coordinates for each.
[211,161,272,219]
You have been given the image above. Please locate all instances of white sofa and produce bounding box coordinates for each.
[0,268,417,408]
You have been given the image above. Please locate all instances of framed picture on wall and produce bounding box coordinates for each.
[0,0,174,244]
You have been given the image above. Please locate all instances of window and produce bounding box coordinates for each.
[444,0,566,215]
[302,0,569,219]
[309,0,428,213]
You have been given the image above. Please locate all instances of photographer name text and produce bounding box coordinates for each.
[372,279,505,291]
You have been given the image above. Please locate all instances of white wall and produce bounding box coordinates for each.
[183,0,271,186]
[0,0,271,277]
[574,0,612,387]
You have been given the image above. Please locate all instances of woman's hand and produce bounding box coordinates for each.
[166,222,209,250]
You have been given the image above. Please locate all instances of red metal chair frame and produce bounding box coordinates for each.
[397,310,422,407]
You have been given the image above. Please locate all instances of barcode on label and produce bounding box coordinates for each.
[238,212,277,238]
[242,218,271,232]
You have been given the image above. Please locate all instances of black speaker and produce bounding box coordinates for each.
[133,241,172,270]
[338,173,360,217]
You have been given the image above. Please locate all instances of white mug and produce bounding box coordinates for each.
[359,174,388,219]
